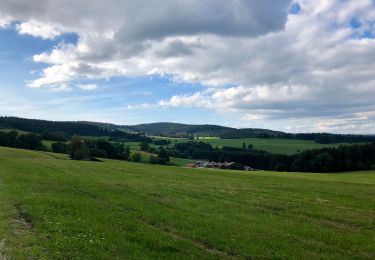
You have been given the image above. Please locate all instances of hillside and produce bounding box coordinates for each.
[197,137,356,155]
[1,117,375,144]
[0,147,374,258]
[0,117,108,137]
[0,117,282,139]
[127,122,283,138]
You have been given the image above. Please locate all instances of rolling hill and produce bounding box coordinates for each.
[0,116,108,137]
[127,122,283,138]
[0,117,283,139]
[1,117,375,145]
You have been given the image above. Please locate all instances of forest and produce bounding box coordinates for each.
[165,141,375,172]
[2,116,375,144]
[1,117,375,172]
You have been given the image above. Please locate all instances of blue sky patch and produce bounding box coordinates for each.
[289,3,301,14]
[361,30,374,39]
[350,18,361,29]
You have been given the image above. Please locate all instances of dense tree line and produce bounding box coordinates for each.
[109,130,152,143]
[85,139,130,160]
[169,141,215,158]
[286,144,375,172]
[2,128,374,172]
[219,130,280,139]
[66,136,131,160]
[129,122,281,138]
[167,142,276,169]
[153,139,171,145]
[3,116,374,144]
[0,131,45,150]
[220,132,375,143]
[42,130,67,141]
[67,136,170,165]
[52,142,68,153]
[129,122,375,144]
[276,133,375,144]
[130,122,232,137]
[166,141,375,172]
[0,117,109,137]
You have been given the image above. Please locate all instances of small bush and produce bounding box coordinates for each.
[52,142,68,154]
[132,152,142,162]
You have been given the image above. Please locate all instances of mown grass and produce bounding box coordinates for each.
[0,147,374,259]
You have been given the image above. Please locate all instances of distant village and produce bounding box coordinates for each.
[186,161,254,171]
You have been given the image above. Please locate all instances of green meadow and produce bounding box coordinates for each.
[24,129,360,156]
[132,150,196,166]
[145,136,360,155]
[196,138,357,154]
[0,147,374,259]
[0,129,30,135]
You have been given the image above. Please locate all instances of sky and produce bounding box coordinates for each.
[0,0,375,133]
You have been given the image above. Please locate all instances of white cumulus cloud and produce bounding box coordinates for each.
[77,84,98,90]
[1,0,375,132]
[16,20,61,39]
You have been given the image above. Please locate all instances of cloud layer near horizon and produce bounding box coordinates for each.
[1,0,375,133]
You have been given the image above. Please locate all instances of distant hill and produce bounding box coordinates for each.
[0,117,283,139]
[0,116,109,137]
[1,116,375,143]
[126,122,283,138]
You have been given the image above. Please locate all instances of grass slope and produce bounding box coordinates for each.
[0,147,374,259]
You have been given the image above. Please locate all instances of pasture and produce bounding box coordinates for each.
[196,138,357,154]
[0,147,374,259]
[149,136,360,154]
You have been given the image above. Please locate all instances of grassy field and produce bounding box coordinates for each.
[42,140,56,150]
[196,138,357,154]
[149,136,360,154]
[133,150,196,166]
[3,128,356,155]
[0,147,374,259]
[0,128,30,134]
[41,140,191,166]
